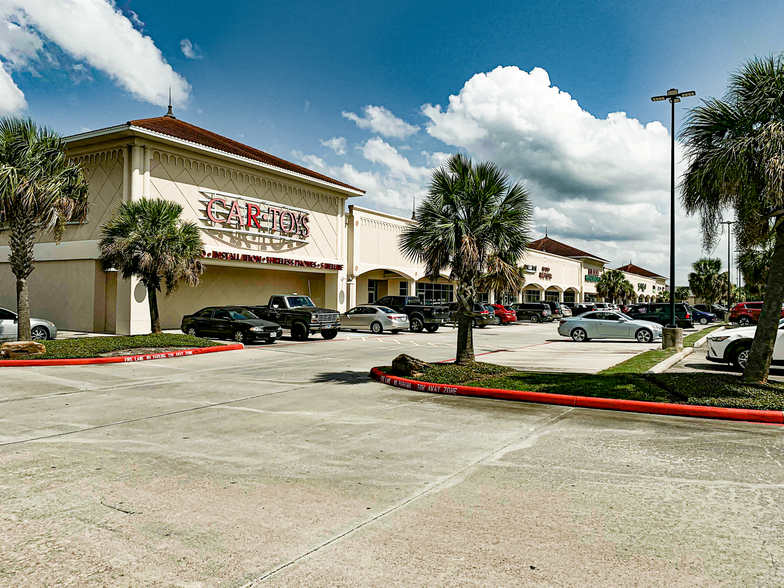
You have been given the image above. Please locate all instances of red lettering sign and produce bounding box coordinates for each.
[207,198,227,223]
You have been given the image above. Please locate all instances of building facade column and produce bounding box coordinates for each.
[116,144,150,335]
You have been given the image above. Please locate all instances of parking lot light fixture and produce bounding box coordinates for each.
[651,87,696,346]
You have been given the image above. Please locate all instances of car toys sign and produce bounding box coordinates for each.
[198,188,310,244]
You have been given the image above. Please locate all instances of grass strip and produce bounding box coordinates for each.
[5,334,222,360]
[382,357,784,411]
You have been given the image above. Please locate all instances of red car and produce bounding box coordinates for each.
[489,304,517,324]
[729,301,784,326]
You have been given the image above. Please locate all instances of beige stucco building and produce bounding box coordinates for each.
[0,113,669,334]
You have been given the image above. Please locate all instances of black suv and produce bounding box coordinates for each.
[375,295,450,333]
[446,302,496,328]
[627,303,694,328]
[510,302,552,323]
[181,306,283,343]
[542,300,564,319]
[570,303,597,316]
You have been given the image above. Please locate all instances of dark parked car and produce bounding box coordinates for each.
[542,300,565,319]
[570,303,598,316]
[447,303,495,328]
[510,302,552,323]
[689,306,717,325]
[181,306,283,343]
[375,295,450,333]
[626,303,694,328]
[694,303,727,316]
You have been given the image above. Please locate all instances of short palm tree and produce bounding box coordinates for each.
[596,269,633,303]
[99,198,204,333]
[687,258,723,307]
[400,154,532,364]
[0,117,88,340]
[675,286,692,303]
[680,54,784,383]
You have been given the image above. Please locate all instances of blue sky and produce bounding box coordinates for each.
[3,0,783,283]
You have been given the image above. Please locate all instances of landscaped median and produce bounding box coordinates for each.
[371,342,784,425]
[0,333,242,366]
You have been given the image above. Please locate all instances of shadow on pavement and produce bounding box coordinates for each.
[311,371,372,386]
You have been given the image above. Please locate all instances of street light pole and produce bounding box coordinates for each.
[720,220,735,314]
[652,88,696,347]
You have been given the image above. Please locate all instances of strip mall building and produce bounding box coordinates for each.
[0,113,667,334]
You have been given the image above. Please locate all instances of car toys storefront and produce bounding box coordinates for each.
[0,115,362,334]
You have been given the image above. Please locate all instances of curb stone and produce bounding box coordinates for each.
[646,325,726,374]
[369,367,784,426]
[0,344,244,367]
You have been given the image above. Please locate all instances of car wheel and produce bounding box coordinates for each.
[30,326,49,341]
[571,328,588,342]
[186,327,198,337]
[370,321,383,334]
[738,316,751,326]
[732,345,751,371]
[635,329,653,343]
[291,322,309,341]
[530,314,539,323]
[425,324,439,333]
[233,330,246,343]
[410,317,424,333]
[699,317,708,325]
[322,329,338,340]
[493,315,501,325]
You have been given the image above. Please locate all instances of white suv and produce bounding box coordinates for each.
[706,319,784,370]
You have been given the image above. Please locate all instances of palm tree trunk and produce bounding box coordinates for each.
[455,285,475,364]
[147,284,162,334]
[743,221,784,384]
[8,212,35,341]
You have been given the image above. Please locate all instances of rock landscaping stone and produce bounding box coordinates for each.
[391,354,432,378]
[0,341,46,359]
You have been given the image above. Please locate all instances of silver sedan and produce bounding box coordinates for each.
[340,305,410,334]
[0,307,58,341]
[557,310,662,343]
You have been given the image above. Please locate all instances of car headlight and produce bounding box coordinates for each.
[250,327,264,332]
[710,336,731,342]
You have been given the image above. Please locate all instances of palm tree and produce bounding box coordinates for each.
[687,258,723,306]
[657,290,670,303]
[596,269,634,303]
[737,242,772,298]
[680,54,784,383]
[99,198,204,333]
[400,154,532,364]
[0,117,89,340]
[619,281,636,305]
[675,286,692,303]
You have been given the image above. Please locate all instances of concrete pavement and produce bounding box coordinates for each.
[1,322,782,587]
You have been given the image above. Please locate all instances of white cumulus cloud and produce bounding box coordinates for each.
[342,105,420,139]
[180,38,202,60]
[0,0,190,114]
[291,150,327,169]
[321,136,347,155]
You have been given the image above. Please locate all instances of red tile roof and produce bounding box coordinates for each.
[528,237,608,262]
[127,117,362,193]
[616,264,664,279]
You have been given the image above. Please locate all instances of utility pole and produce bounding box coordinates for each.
[651,88,696,348]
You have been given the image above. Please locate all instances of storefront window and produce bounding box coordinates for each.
[563,290,576,303]
[525,289,541,302]
[477,292,489,304]
[416,282,454,304]
[496,292,514,305]
[545,290,560,302]
[585,294,597,302]
[399,282,409,296]
[368,280,378,304]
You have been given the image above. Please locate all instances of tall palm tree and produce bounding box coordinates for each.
[99,198,204,333]
[400,154,532,364]
[737,242,772,298]
[687,258,723,307]
[680,54,784,383]
[596,269,633,303]
[0,117,88,340]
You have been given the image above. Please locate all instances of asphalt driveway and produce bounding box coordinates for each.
[1,322,781,587]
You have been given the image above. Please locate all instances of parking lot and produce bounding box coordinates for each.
[1,321,782,587]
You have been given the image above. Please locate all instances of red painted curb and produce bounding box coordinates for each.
[369,367,784,425]
[0,344,244,367]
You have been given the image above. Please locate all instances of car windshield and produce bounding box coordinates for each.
[617,313,634,321]
[377,307,396,314]
[286,296,315,308]
[229,308,258,320]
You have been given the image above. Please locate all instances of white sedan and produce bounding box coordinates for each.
[0,307,58,341]
[706,319,784,370]
[558,311,663,343]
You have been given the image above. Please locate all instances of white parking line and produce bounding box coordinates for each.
[427,342,438,347]
[410,341,420,347]
[392,339,401,345]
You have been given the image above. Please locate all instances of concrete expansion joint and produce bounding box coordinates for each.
[238,408,573,587]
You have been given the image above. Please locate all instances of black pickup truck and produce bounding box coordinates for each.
[375,295,450,333]
[247,295,340,341]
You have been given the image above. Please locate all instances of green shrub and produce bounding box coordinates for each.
[5,334,222,360]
